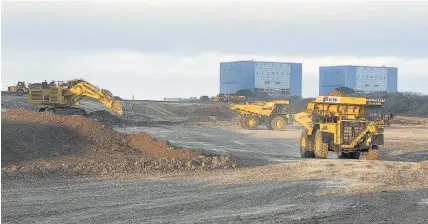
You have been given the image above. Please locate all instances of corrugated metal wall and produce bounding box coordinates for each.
[254,62,291,95]
[319,66,354,95]
[220,61,302,97]
[319,65,397,95]
[219,61,254,94]
[290,63,302,97]
[355,66,388,92]
[386,67,398,92]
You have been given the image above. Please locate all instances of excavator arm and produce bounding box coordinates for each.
[64,80,124,116]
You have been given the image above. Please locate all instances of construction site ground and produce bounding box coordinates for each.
[2,95,428,223]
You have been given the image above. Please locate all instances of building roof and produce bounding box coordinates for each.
[320,65,397,69]
[220,60,301,64]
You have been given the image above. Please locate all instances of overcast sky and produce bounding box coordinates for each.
[2,0,428,99]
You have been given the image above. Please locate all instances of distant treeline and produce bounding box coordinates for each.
[370,92,428,117]
[235,89,428,117]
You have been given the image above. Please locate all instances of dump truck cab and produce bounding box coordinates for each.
[231,100,291,130]
[295,96,391,160]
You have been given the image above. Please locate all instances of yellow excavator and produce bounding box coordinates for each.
[28,79,123,116]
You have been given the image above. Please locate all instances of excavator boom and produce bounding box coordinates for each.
[65,80,123,116]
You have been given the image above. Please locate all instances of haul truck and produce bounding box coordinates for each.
[294,95,392,160]
[231,100,292,130]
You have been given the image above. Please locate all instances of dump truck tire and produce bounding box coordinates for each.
[16,89,24,96]
[362,146,379,160]
[239,116,246,128]
[265,116,273,130]
[242,115,260,130]
[38,107,47,112]
[314,130,329,159]
[271,116,286,131]
[351,151,361,159]
[300,130,315,158]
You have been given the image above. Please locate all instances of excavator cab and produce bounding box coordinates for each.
[41,81,49,89]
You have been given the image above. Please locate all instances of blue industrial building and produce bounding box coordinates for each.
[219,60,302,97]
[319,65,398,96]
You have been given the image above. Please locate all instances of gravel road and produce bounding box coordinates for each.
[3,178,428,224]
[115,125,302,167]
[115,124,428,166]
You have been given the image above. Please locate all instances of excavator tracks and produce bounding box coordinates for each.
[38,107,87,116]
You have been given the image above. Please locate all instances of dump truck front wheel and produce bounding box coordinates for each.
[242,115,260,130]
[362,146,379,160]
[16,89,24,96]
[314,130,329,159]
[271,116,286,131]
[265,116,273,130]
[300,130,315,158]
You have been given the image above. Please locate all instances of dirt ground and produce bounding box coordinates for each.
[193,115,428,154]
[3,178,428,224]
[2,95,428,223]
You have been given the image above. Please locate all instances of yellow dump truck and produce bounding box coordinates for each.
[231,100,291,130]
[294,95,391,160]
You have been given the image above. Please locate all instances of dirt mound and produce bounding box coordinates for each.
[1,109,236,179]
[161,103,237,122]
[86,110,129,127]
[1,96,42,111]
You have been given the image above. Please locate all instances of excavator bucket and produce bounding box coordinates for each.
[111,100,124,116]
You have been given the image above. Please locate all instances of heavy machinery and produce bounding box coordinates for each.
[231,100,292,130]
[328,87,356,97]
[28,82,43,89]
[212,93,246,104]
[7,81,29,96]
[200,95,211,103]
[28,79,124,116]
[294,93,392,160]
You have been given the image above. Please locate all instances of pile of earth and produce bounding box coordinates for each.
[164,103,237,122]
[86,110,129,127]
[87,110,184,127]
[1,109,237,179]
[1,96,42,112]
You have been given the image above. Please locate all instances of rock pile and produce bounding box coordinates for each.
[1,109,237,179]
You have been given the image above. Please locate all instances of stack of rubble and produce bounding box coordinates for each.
[1,109,237,179]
